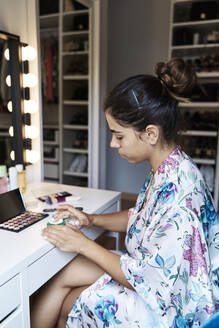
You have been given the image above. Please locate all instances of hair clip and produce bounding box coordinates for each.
[158,77,166,86]
[131,89,142,108]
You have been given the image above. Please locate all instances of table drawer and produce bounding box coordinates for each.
[0,309,23,328]
[0,275,21,322]
[102,201,119,214]
[28,248,75,295]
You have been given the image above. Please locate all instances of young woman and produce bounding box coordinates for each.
[31,57,219,328]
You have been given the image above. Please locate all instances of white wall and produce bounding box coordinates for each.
[0,0,42,183]
[105,0,171,193]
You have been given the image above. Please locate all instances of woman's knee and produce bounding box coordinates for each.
[57,286,89,327]
[57,254,104,288]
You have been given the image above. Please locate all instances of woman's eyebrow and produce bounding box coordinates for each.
[110,129,123,133]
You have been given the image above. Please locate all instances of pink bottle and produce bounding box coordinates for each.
[0,165,8,194]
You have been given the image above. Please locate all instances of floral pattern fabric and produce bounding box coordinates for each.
[67,147,219,327]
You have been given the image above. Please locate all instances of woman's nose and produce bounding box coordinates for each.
[110,136,120,148]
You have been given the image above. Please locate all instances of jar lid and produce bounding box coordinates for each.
[0,165,7,177]
[16,164,23,172]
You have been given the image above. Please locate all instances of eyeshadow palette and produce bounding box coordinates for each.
[0,188,48,233]
[0,211,48,232]
[38,191,72,204]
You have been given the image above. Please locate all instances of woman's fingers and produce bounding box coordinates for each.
[42,224,81,241]
[53,210,74,221]
[65,222,81,231]
[42,224,85,252]
[56,204,79,214]
[55,205,90,226]
[43,225,64,241]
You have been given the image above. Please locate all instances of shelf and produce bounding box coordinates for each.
[178,102,219,108]
[180,130,217,137]
[173,19,219,28]
[63,75,89,80]
[63,148,88,154]
[44,158,59,163]
[62,9,89,16]
[173,0,197,2]
[62,51,89,56]
[193,158,216,165]
[197,72,219,78]
[43,141,59,146]
[63,100,88,105]
[171,43,219,56]
[62,31,89,36]
[174,0,219,3]
[171,0,219,210]
[171,43,219,50]
[40,13,59,19]
[39,0,94,188]
[63,124,88,130]
[63,170,88,177]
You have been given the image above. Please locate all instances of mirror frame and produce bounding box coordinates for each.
[0,30,24,165]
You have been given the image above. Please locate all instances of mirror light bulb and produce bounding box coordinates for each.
[10,151,15,161]
[7,101,12,112]
[25,125,39,139]
[4,48,10,60]
[6,75,11,87]
[9,126,14,137]
[26,150,39,163]
[24,100,38,114]
[22,45,36,61]
[23,73,37,88]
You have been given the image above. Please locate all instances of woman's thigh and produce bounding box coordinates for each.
[55,254,105,289]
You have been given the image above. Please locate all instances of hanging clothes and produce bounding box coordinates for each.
[41,36,58,104]
[45,41,54,103]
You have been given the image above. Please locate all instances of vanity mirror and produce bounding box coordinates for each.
[0,30,24,167]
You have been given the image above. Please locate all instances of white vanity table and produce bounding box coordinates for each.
[0,182,121,328]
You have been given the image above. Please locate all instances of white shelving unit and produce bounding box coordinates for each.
[38,0,107,188]
[170,0,219,209]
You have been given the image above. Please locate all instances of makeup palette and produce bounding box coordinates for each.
[0,211,48,232]
[0,188,48,233]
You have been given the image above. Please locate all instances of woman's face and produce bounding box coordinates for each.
[105,112,150,164]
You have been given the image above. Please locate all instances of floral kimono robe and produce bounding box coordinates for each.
[67,147,219,328]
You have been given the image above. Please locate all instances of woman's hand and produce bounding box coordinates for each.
[42,223,89,253]
[53,204,93,227]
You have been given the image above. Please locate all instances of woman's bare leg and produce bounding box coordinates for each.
[30,254,104,328]
[56,285,89,328]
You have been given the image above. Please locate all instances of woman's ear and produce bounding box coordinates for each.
[145,125,160,145]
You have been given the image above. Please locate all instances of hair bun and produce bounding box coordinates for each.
[155,57,197,97]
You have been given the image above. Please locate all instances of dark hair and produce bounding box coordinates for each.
[104,57,197,144]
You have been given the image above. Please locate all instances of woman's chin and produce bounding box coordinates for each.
[121,155,136,163]
[120,153,141,164]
